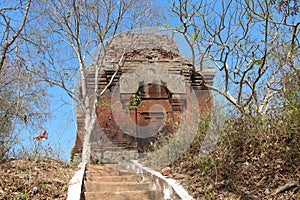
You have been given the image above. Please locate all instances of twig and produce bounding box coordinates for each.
[271,181,298,196]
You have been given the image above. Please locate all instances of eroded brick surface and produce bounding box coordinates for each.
[71,33,215,163]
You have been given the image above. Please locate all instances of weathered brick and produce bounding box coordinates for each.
[71,33,215,164]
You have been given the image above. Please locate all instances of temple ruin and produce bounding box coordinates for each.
[71,31,215,164]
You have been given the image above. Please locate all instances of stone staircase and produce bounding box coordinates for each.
[83,164,160,200]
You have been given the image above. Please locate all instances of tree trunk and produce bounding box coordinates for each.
[82,129,91,164]
[81,94,98,164]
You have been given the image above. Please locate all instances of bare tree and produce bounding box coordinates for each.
[0,53,49,162]
[0,0,31,72]
[0,0,52,162]
[167,0,299,115]
[26,0,161,163]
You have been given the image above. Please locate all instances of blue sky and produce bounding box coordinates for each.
[41,32,194,162]
[25,0,234,162]
[39,0,173,162]
[45,87,76,162]
[38,0,212,162]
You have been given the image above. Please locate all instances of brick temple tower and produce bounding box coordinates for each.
[71,31,215,164]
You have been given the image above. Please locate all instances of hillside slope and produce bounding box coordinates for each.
[168,117,300,199]
[0,158,73,200]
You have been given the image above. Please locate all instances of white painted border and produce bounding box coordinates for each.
[131,160,193,200]
[67,162,86,200]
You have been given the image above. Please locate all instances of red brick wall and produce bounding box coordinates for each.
[70,33,215,163]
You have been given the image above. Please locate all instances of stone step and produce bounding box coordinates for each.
[86,165,109,172]
[83,164,160,200]
[86,170,120,177]
[86,170,133,177]
[84,181,153,192]
[87,175,140,182]
[84,190,156,200]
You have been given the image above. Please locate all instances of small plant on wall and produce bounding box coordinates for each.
[128,91,142,110]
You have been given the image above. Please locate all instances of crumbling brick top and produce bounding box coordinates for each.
[102,33,181,64]
[108,33,179,53]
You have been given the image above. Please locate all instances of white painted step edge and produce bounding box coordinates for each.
[67,162,86,200]
[130,160,193,200]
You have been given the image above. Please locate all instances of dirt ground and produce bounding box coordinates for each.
[167,129,300,200]
[0,158,74,200]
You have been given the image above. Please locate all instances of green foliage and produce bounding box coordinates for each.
[127,91,142,110]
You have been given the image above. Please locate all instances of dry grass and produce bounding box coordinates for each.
[0,157,74,200]
[169,116,300,200]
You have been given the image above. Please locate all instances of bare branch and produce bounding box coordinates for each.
[0,0,31,71]
[99,52,127,97]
